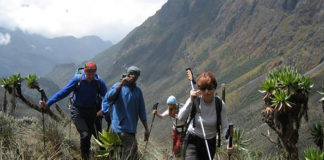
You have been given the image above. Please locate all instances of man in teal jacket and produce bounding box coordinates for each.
[103,66,149,160]
[40,61,107,160]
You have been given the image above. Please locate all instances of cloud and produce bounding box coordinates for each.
[0,0,167,43]
[0,32,10,45]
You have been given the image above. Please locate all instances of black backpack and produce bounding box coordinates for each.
[186,96,223,147]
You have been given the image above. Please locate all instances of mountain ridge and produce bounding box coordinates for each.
[0,27,113,76]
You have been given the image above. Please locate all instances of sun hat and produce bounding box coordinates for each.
[166,95,177,104]
[126,66,141,76]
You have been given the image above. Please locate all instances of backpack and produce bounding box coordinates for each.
[70,67,102,110]
[175,103,186,133]
[186,96,223,147]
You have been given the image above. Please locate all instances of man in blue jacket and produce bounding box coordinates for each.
[102,66,149,160]
[39,61,108,160]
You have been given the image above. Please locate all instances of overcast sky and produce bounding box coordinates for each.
[0,0,167,43]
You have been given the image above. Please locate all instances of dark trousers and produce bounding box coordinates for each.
[71,106,97,160]
[183,133,216,160]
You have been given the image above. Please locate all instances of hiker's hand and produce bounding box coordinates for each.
[227,143,234,155]
[175,114,178,119]
[117,77,129,90]
[190,89,201,102]
[153,109,158,115]
[121,75,132,86]
[97,110,103,117]
[120,77,128,86]
[144,129,150,141]
[39,100,48,109]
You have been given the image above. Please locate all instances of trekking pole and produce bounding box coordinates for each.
[68,97,75,139]
[221,83,226,103]
[186,68,212,160]
[145,102,159,150]
[227,123,234,160]
[38,88,47,160]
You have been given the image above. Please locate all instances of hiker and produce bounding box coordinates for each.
[178,72,234,160]
[103,65,149,160]
[153,95,186,158]
[39,61,108,160]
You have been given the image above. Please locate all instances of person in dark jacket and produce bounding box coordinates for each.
[102,66,149,160]
[39,61,108,160]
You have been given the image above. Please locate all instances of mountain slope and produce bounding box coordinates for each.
[42,0,324,157]
[90,0,324,154]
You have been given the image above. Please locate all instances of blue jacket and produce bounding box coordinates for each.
[46,73,108,107]
[103,82,146,133]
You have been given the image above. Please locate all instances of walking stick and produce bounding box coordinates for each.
[145,102,159,149]
[38,88,47,159]
[186,68,212,160]
[227,123,234,160]
[68,98,73,139]
[221,83,226,103]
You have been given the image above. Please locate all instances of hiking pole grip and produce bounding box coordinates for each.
[186,68,196,90]
[151,102,159,125]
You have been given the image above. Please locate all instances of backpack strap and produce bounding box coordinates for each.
[71,74,102,108]
[69,74,82,105]
[75,74,82,92]
[184,96,223,147]
[192,98,200,128]
[96,75,101,92]
[74,74,101,93]
[185,97,199,133]
[175,103,179,132]
[95,76,102,111]
[215,96,222,147]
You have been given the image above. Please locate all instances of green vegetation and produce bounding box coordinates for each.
[304,147,324,160]
[310,123,323,151]
[319,85,324,101]
[0,113,80,159]
[25,74,39,89]
[0,73,67,121]
[260,66,312,112]
[318,85,324,112]
[95,129,121,158]
[260,66,313,160]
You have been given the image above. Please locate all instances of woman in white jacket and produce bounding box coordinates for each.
[178,72,234,160]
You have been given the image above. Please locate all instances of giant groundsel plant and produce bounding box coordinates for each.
[260,66,313,160]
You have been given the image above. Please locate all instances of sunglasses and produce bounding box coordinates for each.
[198,85,215,91]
